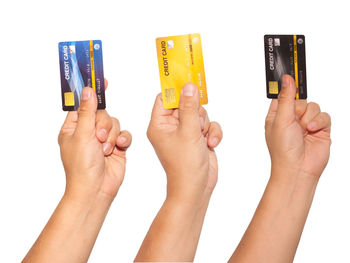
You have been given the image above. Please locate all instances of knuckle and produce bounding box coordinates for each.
[77,107,91,119]
[180,104,198,116]
[96,116,107,127]
[278,90,289,100]
[58,126,69,145]
[78,104,88,113]
[146,123,154,137]
[210,121,221,132]
[96,111,108,121]
[156,93,163,100]
[309,102,320,111]
[111,117,120,128]
[146,129,151,141]
[57,132,64,145]
[324,112,331,121]
[146,127,155,143]
[199,106,208,117]
[321,112,331,127]
[265,116,273,127]
[103,118,113,130]
[211,121,221,128]
[107,138,116,146]
[124,131,132,140]
[123,132,132,146]
[181,99,198,111]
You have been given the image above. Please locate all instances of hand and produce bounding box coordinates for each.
[265,74,331,180]
[58,81,132,202]
[135,83,223,261]
[147,83,223,203]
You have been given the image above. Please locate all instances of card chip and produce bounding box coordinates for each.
[269,81,279,94]
[164,88,176,104]
[64,92,75,106]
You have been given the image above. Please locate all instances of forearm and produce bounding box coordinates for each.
[229,168,319,263]
[135,189,212,262]
[23,190,114,263]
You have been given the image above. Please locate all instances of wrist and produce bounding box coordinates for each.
[63,187,114,212]
[268,166,319,204]
[165,170,214,202]
[270,165,319,188]
[259,168,319,232]
[165,187,212,211]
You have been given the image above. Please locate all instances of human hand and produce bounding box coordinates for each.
[147,83,223,203]
[265,75,331,180]
[58,81,132,202]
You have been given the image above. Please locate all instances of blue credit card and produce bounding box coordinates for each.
[58,40,106,111]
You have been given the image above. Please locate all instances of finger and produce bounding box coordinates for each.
[207,122,223,148]
[295,99,308,119]
[58,111,78,144]
[300,102,321,130]
[307,112,331,133]
[178,83,201,135]
[265,99,278,133]
[103,117,120,155]
[74,87,98,138]
[276,74,296,122]
[199,106,210,135]
[151,93,175,119]
[116,130,132,150]
[104,78,108,91]
[267,99,278,116]
[61,111,78,134]
[95,110,112,143]
[172,108,179,119]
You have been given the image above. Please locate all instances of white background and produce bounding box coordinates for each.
[0,0,349,262]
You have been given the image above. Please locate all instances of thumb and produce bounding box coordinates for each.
[276,74,297,122]
[178,83,201,135]
[74,87,98,138]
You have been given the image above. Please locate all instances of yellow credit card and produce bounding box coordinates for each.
[156,33,208,109]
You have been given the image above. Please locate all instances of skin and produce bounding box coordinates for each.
[135,83,223,262]
[229,75,331,263]
[23,80,132,263]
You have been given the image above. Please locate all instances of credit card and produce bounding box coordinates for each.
[264,35,307,99]
[156,33,208,109]
[58,40,106,111]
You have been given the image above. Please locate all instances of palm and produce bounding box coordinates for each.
[156,109,218,190]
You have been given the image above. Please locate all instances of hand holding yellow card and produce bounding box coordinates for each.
[156,33,208,109]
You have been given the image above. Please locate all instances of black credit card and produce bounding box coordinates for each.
[264,35,307,99]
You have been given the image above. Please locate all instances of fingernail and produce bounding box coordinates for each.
[281,76,292,89]
[103,143,112,153]
[281,80,288,89]
[308,121,317,130]
[183,84,195,96]
[199,117,204,130]
[210,137,219,147]
[118,136,126,144]
[99,129,107,140]
[82,88,91,101]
